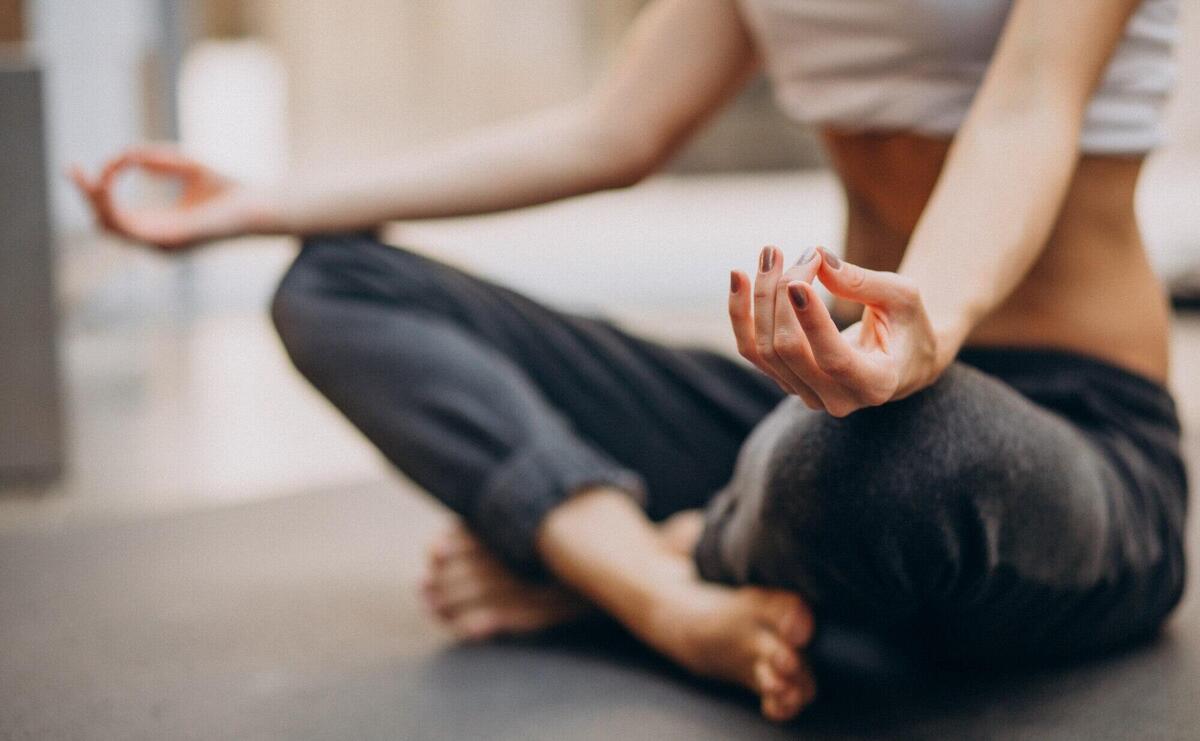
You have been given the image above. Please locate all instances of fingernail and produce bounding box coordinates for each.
[759,246,775,273]
[797,248,816,266]
[821,248,841,269]
[788,282,807,309]
[730,271,739,293]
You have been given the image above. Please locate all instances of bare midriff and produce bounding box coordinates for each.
[821,127,1171,384]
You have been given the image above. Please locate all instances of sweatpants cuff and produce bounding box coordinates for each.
[691,490,740,585]
[472,437,647,575]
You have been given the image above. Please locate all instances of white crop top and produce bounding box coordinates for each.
[735,0,1179,154]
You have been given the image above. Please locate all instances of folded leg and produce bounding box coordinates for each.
[695,360,1187,664]
[271,233,784,572]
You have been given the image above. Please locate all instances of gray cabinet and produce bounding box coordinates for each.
[1,56,63,482]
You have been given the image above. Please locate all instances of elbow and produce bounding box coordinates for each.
[604,156,655,189]
[582,116,667,190]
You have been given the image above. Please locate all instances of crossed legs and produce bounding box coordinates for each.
[271,234,1185,719]
[271,235,815,718]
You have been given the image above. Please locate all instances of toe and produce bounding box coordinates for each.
[755,626,817,721]
[773,685,807,721]
[429,522,484,562]
[753,659,785,696]
[450,608,501,641]
[767,593,815,647]
[435,537,480,564]
[761,694,783,722]
[770,645,801,676]
[436,575,489,609]
[760,692,795,723]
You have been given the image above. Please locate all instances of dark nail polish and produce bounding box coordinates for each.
[759,247,775,273]
[730,271,739,293]
[797,248,816,266]
[788,283,807,309]
[822,249,842,269]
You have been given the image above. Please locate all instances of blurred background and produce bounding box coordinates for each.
[1,0,1199,575]
[2,0,844,523]
[2,2,1200,738]
[4,0,1198,521]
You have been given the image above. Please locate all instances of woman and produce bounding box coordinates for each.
[73,0,1187,723]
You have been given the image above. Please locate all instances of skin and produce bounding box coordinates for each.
[71,0,1163,723]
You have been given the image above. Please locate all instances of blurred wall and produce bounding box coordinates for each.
[231,0,1200,175]
[250,0,595,167]
[1166,0,1200,152]
[237,0,819,173]
[25,0,1200,233]
[27,0,162,234]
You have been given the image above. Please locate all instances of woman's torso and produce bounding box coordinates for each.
[732,0,1178,383]
[822,129,1171,384]
[735,0,1179,153]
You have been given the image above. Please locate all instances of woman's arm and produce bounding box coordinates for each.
[265,0,758,234]
[728,0,1143,416]
[72,0,758,247]
[898,0,1143,368]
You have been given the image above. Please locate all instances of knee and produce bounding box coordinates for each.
[755,368,1043,544]
[756,368,1098,571]
[271,235,448,382]
[270,239,350,378]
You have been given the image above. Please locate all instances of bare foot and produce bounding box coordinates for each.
[423,518,819,721]
[633,512,818,718]
[421,514,703,640]
[420,523,590,640]
[636,573,817,722]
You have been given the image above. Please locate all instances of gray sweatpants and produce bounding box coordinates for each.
[272,234,1187,666]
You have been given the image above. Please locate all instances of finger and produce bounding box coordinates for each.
[731,270,815,401]
[729,270,764,368]
[770,249,834,396]
[97,153,134,189]
[87,156,135,226]
[93,155,161,238]
[817,247,919,311]
[730,269,790,385]
[118,146,201,176]
[68,165,105,207]
[746,251,825,408]
[779,246,821,286]
[770,295,836,412]
[788,281,892,410]
[70,165,123,231]
[752,247,806,387]
[68,167,104,216]
[92,149,177,200]
[68,165,95,194]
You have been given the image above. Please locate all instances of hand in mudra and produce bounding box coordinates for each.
[728,246,940,417]
[70,146,253,250]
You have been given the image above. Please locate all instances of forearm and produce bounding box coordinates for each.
[248,100,652,236]
[896,0,1140,370]
[898,105,1081,366]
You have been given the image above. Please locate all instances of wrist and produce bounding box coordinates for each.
[898,299,970,399]
[929,311,971,372]
[235,183,288,236]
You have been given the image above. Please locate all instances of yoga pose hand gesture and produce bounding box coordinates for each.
[70,147,254,251]
[729,246,940,417]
